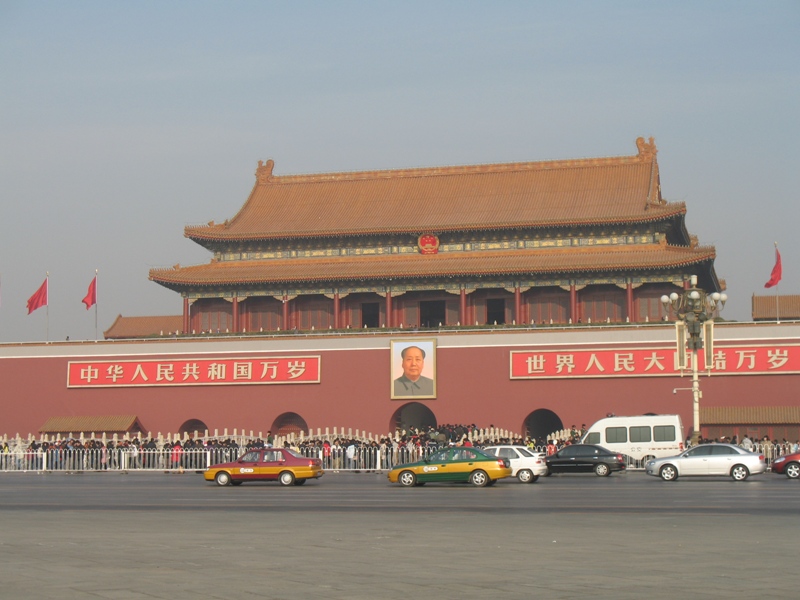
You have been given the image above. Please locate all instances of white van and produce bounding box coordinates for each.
[581,415,685,462]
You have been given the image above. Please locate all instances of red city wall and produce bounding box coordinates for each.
[2,325,799,440]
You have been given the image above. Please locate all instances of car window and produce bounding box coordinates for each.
[241,451,260,463]
[630,426,651,443]
[454,449,480,461]
[605,427,627,443]
[584,432,600,445]
[558,446,580,457]
[711,445,738,455]
[429,450,449,462]
[497,448,516,459]
[574,446,597,456]
[517,447,534,457]
[482,447,498,456]
[685,446,713,457]
[654,425,676,442]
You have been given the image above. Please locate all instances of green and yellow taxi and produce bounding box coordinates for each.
[204,448,323,486]
[388,447,512,487]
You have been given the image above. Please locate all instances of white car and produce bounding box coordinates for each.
[482,445,547,483]
[645,443,767,481]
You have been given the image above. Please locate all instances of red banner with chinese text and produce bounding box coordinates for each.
[67,356,321,388]
[510,345,800,379]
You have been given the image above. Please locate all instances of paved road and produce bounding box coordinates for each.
[0,470,797,599]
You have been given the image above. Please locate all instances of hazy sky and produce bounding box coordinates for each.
[1,1,798,342]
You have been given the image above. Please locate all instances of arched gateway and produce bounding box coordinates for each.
[178,419,208,437]
[271,412,309,438]
[390,402,437,434]
[523,409,563,444]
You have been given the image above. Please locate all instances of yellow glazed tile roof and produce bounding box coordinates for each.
[185,138,676,242]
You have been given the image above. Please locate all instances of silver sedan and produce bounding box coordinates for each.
[645,443,767,481]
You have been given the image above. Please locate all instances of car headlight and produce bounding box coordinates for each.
[773,457,785,464]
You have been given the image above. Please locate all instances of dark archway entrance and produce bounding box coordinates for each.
[271,412,309,438]
[178,419,208,437]
[361,302,380,328]
[523,409,563,444]
[419,301,446,328]
[390,402,437,434]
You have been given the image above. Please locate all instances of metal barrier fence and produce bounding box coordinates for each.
[0,445,494,473]
[0,447,233,473]
[1,442,796,473]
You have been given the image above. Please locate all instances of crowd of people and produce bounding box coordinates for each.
[0,423,525,473]
[2,422,798,472]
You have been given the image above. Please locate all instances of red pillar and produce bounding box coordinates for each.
[570,284,577,322]
[385,291,393,328]
[182,297,190,334]
[282,296,289,330]
[333,293,340,329]
[514,286,521,324]
[460,289,467,325]
[626,282,634,322]
[232,297,239,333]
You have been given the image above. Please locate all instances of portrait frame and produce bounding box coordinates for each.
[390,338,437,400]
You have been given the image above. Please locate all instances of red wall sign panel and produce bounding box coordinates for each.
[67,356,321,388]
[510,344,800,379]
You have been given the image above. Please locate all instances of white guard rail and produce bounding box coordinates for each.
[1,443,795,473]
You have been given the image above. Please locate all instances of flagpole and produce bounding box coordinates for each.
[46,272,50,342]
[94,269,99,341]
[775,242,780,325]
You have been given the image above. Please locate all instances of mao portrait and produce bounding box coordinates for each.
[390,339,436,399]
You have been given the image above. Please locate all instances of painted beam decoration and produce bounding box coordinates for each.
[510,344,800,379]
[67,355,321,388]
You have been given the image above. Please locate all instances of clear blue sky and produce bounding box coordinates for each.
[1,1,798,342]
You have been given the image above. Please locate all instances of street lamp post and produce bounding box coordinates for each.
[661,276,727,444]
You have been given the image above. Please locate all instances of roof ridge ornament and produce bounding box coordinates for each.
[256,159,275,185]
[636,136,657,160]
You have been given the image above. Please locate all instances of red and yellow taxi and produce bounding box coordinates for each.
[205,448,323,486]
[388,447,512,487]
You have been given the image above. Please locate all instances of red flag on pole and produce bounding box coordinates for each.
[82,275,97,309]
[764,247,783,288]
[27,277,48,314]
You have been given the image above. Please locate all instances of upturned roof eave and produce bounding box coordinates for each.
[149,251,715,290]
[184,207,687,245]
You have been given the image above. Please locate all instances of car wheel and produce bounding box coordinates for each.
[279,471,295,486]
[293,478,307,485]
[470,470,489,487]
[214,471,232,486]
[659,464,678,481]
[785,462,800,479]
[398,470,416,487]
[594,463,610,477]
[517,469,534,483]
[731,464,749,481]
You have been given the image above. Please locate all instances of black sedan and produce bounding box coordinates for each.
[546,444,626,477]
